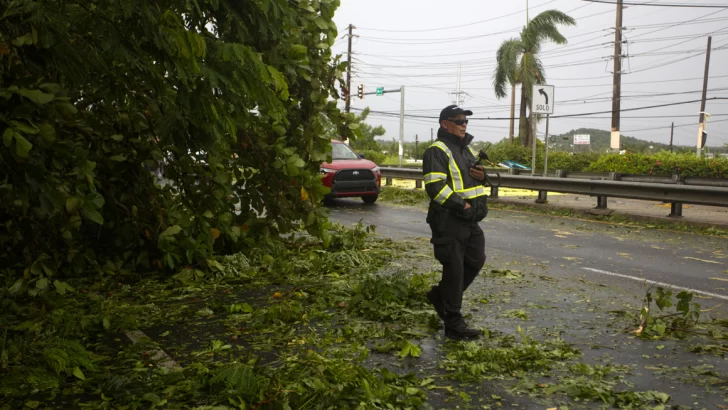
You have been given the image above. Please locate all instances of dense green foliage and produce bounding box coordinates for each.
[345,107,386,151]
[1,2,356,404]
[469,138,728,177]
[1,0,348,292]
[361,149,387,165]
[587,152,728,177]
[0,223,433,408]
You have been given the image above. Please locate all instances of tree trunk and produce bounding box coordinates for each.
[518,82,529,147]
[509,82,516,144]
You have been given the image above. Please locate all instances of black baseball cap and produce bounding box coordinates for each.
[439,104,473,121]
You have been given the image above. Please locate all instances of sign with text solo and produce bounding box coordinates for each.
[531,85,555,115]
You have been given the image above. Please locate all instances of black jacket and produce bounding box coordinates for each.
[422,128,488,223]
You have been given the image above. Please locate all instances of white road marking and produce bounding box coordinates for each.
[581,267,728,301]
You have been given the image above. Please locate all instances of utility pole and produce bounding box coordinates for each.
[345,24,354,114]
[430,128,433,143]
[669,122,674,152]
[697,36,711,157]
[456,64,461,104]
[399,85,405,167]
[451,64,465,105]
[415,134,419,160]
[610,0,623,151]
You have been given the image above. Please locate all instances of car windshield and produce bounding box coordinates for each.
[331,142,359,160]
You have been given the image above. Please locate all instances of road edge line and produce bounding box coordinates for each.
[581,267,728,301]
[125,330,180,370]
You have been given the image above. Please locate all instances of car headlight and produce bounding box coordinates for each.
[371,166,380,173]
[320,168,336,174]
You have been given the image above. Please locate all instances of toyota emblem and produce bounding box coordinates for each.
[352,171,359,175]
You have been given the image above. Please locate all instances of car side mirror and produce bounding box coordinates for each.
[358,153,367,159]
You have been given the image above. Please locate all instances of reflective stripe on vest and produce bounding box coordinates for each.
[424,172,447,185]
[434,184,454,204]
[429,141,487,201]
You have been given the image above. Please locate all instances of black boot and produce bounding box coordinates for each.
[445,323,481,340]
[426,286,446,321]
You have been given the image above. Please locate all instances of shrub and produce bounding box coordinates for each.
[545,152,601,172]
[361,150,386,165]
[489,139,532,166]
[586,152,728,177]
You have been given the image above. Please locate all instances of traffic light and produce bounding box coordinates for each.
[340,83,348,101]
[357,84,364,99]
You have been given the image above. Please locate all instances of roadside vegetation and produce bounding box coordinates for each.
[5,221,727,409]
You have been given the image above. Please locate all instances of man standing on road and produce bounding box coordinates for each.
[422,105,488,340]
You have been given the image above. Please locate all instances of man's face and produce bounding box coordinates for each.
[443,114,468,138]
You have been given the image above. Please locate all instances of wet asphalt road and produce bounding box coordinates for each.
[328,198,728,408]
[327,199,728,302]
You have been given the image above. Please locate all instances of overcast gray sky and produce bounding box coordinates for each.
[331,0,728,148]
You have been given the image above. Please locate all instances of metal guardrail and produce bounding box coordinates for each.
[379,167,728,217]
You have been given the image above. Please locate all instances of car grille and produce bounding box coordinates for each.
[337,186,377,193]
[334,169,374,182]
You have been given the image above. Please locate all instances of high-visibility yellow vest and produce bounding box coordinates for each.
[423,141,487,205]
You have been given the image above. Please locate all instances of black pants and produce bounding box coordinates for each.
[430,215,486,327]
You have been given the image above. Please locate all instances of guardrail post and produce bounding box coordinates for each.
[490,185,499,198]
[415,180,422,189]
[536,190,547,204]
[596,196,608,209]
[669,202,683,218]
[595,172,618,209]
[668,173,685,218]
[386,177,392,186]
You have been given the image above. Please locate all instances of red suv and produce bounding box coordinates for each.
[321,140,381,204]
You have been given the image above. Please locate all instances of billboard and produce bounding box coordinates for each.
[573,134,590,145]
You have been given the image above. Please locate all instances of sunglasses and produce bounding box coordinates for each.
[448,119,469,126]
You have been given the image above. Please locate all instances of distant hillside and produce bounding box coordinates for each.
[549,128,726,153]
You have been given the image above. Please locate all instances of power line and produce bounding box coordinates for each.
[582,0,728,8]
[351,97,728,120]
[627,39,728,73]
[440,31,728,65]
[355,0,562,33]
[353,1,618,44]
[628,16,728,29]
[622,118,728,133]
[352,33,728,72]
[355,44,728,78]
[628,7,727,40]
[386,75,728,90]
[353,86,728,112]
[346,0,702,56]
[357,29,519,45]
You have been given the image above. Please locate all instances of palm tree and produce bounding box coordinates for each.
[493,10,575,147]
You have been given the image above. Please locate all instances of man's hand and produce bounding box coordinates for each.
[463,202,471,210]
[469,165,485,181]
